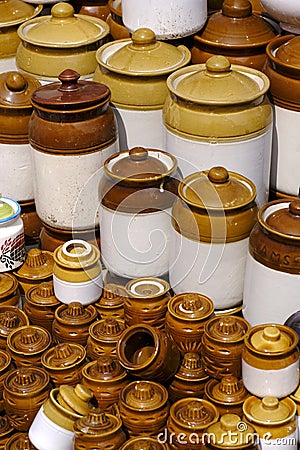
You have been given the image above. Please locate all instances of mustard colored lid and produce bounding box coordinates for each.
[0,0,42,27]
[14,248,54,281]
[84,355,127,381]
[243,396,296,425]
[56,302,97,325]
[264,200,300,239]
[4,366,50,395]
[276,36,300,67]
[7,325,51,354]
[26,281,60,307]
[175,352,209,381]
[54,239,100,270]
[204,414,257,448]
[0,72,41,108]
[204,316,250,342]
[168,293,214,321]
[126,277,170,299]
[290,384,300,403]
[121,380,168,410]
[250,325,294,353]
[18,2,109,47]
[58,384,92,416]
[0,273,18,299]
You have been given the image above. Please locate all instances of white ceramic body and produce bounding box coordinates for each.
[29,406,74,450]
[53,272,103,305]
[112,106,163,151]
[0,198,25,272]
[260,429,297,450]
[164,126,272,207]
[169,228,248,309]
[242,358,299,398]
[0,142,34,201]
[0,56,17,73]
[122,0,207,39]
[270,105,300,197]
[31,142,117,230]
[100,206,172,278]
[243,253,300,326]
[260,0,300,33]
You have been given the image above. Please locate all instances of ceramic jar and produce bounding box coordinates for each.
[263,35,300,199]
[87,318,125,359]
[93,29,191,150]
[0,350,13,414]
[124,277,171,330]
[242,324,299,398]
[77,0,110,20]
[0,416,14,448]
[191,0,279,70]
[19,200,42,247]
[243,199,300,325]
[94,283,126,320]
[260,0,300,34]
[29,69,118,232]
[3,366,51,431]
[16,2,110,83]
[243,396,298,450]
[116,324,181,384]
[99,147,179,278]
[73,409,126,449]
[0,305,29,349]
[5,433,37,450]
[119,380,169,438]
[169,166,258,309]
[106,0,130,41]
[0,273,21,308]
[40,224,101,253]
[52,301,98,346]
[120,437,169,450]
[201,315,250,380]
[163,55,272,207]
[165,292,215,354]
[53,239,102,305]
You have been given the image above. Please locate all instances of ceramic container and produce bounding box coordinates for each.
[99,147,179,278]
[40,223,101,253]
[0,415,15,448]
[77,0,110,20]
[93,30,191,150]
[165,292,215,354]
[19,200,42,247]
[121,0,207,40]
[52,301,98,346]
[191,0,279,70]
[0,350,13,414]
[119,380,169,438]
[242,324,299,398]
[260,0,300,34]
[5,433,37,450]
[106,0,130,41]
[81,355,129,410]
[0,305,29,349]
[94,283,126,320]
[243,199,300,325]
[169,166,258,309]
[0,273,22,308]
[16,2,110,83]
[87,317,125,359]
[0,197,25,272]
[3,366,51,431]
[124,277,171,330]
[29,69,118,231]
[243,396,298,450]
[120,437,169,450]
[201,315,251,380]
[116,324,181,384]
[263,35,300,199]
[163,55,272,207]
[53,239,102,305]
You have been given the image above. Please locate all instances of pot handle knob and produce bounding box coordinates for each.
[58,69,81,92]
[222,0,252,18]
[5,72,27,92]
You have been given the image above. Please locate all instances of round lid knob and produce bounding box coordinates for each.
[168,293,214,320]
[6,72,27,92]
[204,413,257,448]
[208,167,230,184]
[51,1,74,18]
[176,352,208,380]
[220,413,240,430]
[58,383,93,415]
[222,0,252,18]
[123,381,168,409]
[207,375,248,403]
[206,55,232,74]
[131,28,156,47]
[73,408,123,435]
[96,318,124,337]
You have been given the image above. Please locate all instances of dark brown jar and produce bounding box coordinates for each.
[106,0,130,41]
[94,283,125,320]
[0,306,29,350]
[0,272,21,308]
[87,317,125,359]
[0,350,13,414]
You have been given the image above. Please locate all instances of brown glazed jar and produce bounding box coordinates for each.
[74,409,126,449]
[3,366,51,432]
[52,301,98,346]
[87,317,125,359]
[94,283,126,320]
[107,0,130,40]
[192,0,278,70]
[23,281,60,333]
[124,277,171,330]
[0,415,14,449]
[77,0,110,20]
[116,324,181,384]
[168,352,210,404]
[0,306,29,350]
[40,223,101,253]
[119,380,169,438]
[19,200,42,247]
[6,325,52,368]
[5,433,37,450]
[41,342,87,386]
[201,315,250,380]
[0,350,13,414]
[0,273,21,308]
[120,436,169,450]
[81,355,129,410]
[165,292,215,355]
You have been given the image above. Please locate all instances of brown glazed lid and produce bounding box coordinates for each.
[263,200,300,239]
[98,284,126,308]
[84,355,127,381]
[275,36,300,69]
[174,352,209,381]
[205,375,249,404]
[90,318,125,341]
[126,277,170,299]
[170,398,219,429]
[41,342,86,369]
[168,293,214,321]
[120,380,168,410]
[0,0,42,27]
[0,306,29,338]
[7,325,52,355]
[14,248,53,281]
[0,273,19,300]
[4,366,50,396]
[249,324,296,353]
[74,409,123,436]
[25,281,60,307]
[204,316,250,342]
[0,72,41,109]
[55,302,98,325]
[243,396,296,425]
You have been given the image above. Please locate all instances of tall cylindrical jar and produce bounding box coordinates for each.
[29,69,118,232]
[163,55,272,207]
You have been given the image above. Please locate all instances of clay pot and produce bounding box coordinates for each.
[87,318,125,359]
[0,350,13,414]
[165,292,215,354]
[0,305,29,349]
[5,433,37,449]
[19,200,42,247]
[0,415,14,448]
[78,0,110,20]
[0,272,21,308]
[106,0,130,40]
[40,222,101,252]
[94,283,126,320]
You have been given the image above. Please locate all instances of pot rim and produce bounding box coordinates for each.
[265,34,300,78]
[0,4,42,28]
[258,199,300,242]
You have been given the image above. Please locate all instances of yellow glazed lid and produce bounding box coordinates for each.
[0,72,41,108]
[204,414,257,448]
[54,239,100,270]
[250,325,294,353]
[243,396,296,425]
[0,0,42,27]
[14,248,53,281]
[0,273,18,299]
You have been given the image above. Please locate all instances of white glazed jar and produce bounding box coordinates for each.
[0,198,25,272]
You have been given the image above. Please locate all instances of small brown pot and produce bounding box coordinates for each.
[0,306,29,349]
[94,283,125,320]
[87,318,125,359]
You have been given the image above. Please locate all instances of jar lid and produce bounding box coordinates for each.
[204,414,257,448]
[0,72,41,108]
[243,396,296,424]
[4,366,50,395]
[0,273,18,299]
[125,277,170,299]
[0,306,29,336]
[249,325,294,352]
[74,409,122,435]
[262,200,300,239]
[170,398,219,429]
[168,293,214,321]
[42,342,86,369]
[56,302,97,324]
[204,316,250,342]
[84,355,127,380]
[100,28,191,75]
[120,380,168,410]
[5,433,36,449]
[26,281,60,307]
[91,318,125,341]
[14,248,54,281]
[0,197,16,221]
[175,352,208,381]
[54,239,100,270]
[97,284,126,308]
[17,2,109,47]
[0,0,42,27]
[58,383,93,416]
[205,375,248,404]
[275,36,300,67]
[7,325,51,354]
[179,167,256,211]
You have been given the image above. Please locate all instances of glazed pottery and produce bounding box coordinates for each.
[99,147,179,278]
[94,283,126,320]
[0,305,29,349]
[119,380,169,438]
[41,342,87,386]
[116,324,181,384]
[74,409,126,449]
[124,277,171,330]
[16,2,110,83]
[29,69,118,231]
[201,315,251,380]
[40,222,101,252]
[0,350,13,414]
[165,292,215,354]
[78,0,110,20]
[163,55,272,207]
[0,416,14,448]
[169,166,258,309]
[81,355,129,410]
[263,35,300,198]
[5,433,37,449]
[290,384,300,437]
[0,197,25,272]
[243,199,300,325]
[167,352,210,404]
[0,272,21,308]
[53,239,102,305]
[120,437,169,450]
[191,0,279,70]
[242,324,299,398]
[19,200,42,247]
[121,0,207,40]
[3,366,51,431]
[106,0,130,40]
[87,317,125,359]
[94,30,191,150]
[260,0,300,34]
[243,396,298,450]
